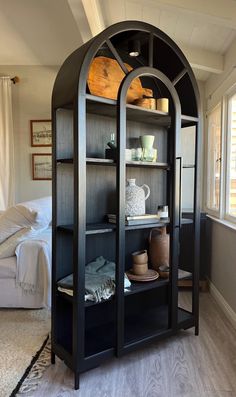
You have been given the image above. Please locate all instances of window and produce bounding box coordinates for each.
[226,93,236,218]
[206,104,222,213]
[206,88,236,223]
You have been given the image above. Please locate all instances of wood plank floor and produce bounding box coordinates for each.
[33,292,236,397]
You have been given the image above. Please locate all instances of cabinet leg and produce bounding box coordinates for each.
[51,350,55,364]
[195,324,199,336]
[74,372,80,390]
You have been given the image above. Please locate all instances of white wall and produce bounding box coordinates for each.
[0,65,59,203]
[206,38,236,110]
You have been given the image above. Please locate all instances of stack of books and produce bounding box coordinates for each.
[107,213,164,226]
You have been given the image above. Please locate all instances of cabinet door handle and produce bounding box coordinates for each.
[176,156,182,228]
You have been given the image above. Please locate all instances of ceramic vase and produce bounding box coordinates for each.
[140,135,155,161]
[125,178,150,216]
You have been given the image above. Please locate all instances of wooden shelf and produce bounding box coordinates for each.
[57,278,168,307]
[57,157,169,169]
[181,115,199,127]
[125,278,169,295]
[57,219,193,235]
[57,220,171,234]
[88,158,169,169]
[181,218,193,225]
[86,94,170,126]
[126,160,169,169]
[86,94,198,128]
[87,158,115,165]
[124,305,193,345]
[54,302,193,361]
[125,220,169,230]
[57,158,73,164]
[57,268,192,307]
[57,223,116,235]
[86,93,116,107]
[126,103,169,126]
[183,164,195,169]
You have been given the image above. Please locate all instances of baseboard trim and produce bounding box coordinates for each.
[208,279,236,330]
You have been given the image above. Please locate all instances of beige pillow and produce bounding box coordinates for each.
[0,196,51,244]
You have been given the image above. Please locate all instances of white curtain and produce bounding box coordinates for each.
[0,77,15,210]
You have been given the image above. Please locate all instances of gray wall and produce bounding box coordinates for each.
[206,219,236,313]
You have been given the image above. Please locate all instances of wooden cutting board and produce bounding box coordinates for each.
[87,56,153,103]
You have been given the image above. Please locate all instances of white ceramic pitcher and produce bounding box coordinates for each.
[125,178,150,216]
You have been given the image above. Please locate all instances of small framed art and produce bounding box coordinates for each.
[32,153,52,180]
[30,120,52,147]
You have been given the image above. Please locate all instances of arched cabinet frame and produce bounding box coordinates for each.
[52,20,201,389]
[115,66,182,354]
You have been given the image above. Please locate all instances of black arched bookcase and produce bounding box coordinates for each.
[51,20,201,389]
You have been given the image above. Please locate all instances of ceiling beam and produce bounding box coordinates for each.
[68,0,105,43]
[81,0,105,38]
[179,44,224,74]
[67,0,92,43]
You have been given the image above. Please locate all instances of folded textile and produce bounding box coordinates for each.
[58,256,131,302]
[15,228,52,307]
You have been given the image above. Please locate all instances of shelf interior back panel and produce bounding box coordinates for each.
[126,120,167,164]
[86,232,116,264]
[86,113,116,158]
[124,288,169,344]
[57,163,74,225]
[86,165,116,224]
[86,112,168,164]
[126,167,167,215]
[56,108,74,159]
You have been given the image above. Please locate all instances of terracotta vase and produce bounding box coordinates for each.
[148,227,169,270]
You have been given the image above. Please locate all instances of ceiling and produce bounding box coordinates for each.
[0,0,236,81]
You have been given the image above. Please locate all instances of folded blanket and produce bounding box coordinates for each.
[58,256,131,303]
[15,228,52,307]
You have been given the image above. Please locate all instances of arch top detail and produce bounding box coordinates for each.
[52,20,200,117]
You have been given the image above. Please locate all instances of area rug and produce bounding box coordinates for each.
[16,337,51,396]
[0,309,50,397]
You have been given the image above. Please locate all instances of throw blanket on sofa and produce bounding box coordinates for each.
[15,228,51,307]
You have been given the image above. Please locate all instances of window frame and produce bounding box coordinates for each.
[205,102,224,218]
[205,85,236,225]
[224,87,236,223]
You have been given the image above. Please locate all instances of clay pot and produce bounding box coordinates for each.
[132,250,148,264]
[132,263,148,275]
[148,227,169,270]
[158,265,170,279]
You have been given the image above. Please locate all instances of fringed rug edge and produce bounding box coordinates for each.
[10,334,50,397]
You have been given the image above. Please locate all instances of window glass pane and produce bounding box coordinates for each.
[207,104,221,211]
[227,94,236,217]
[182,168,194,212]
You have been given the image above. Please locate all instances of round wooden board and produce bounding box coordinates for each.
[126,269,159,282]
[87,56,152,103]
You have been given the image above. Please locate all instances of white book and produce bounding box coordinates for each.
[107,213,160,221]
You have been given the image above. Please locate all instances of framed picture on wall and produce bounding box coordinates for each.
[30,120,52,147]
[32,153,52,180]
